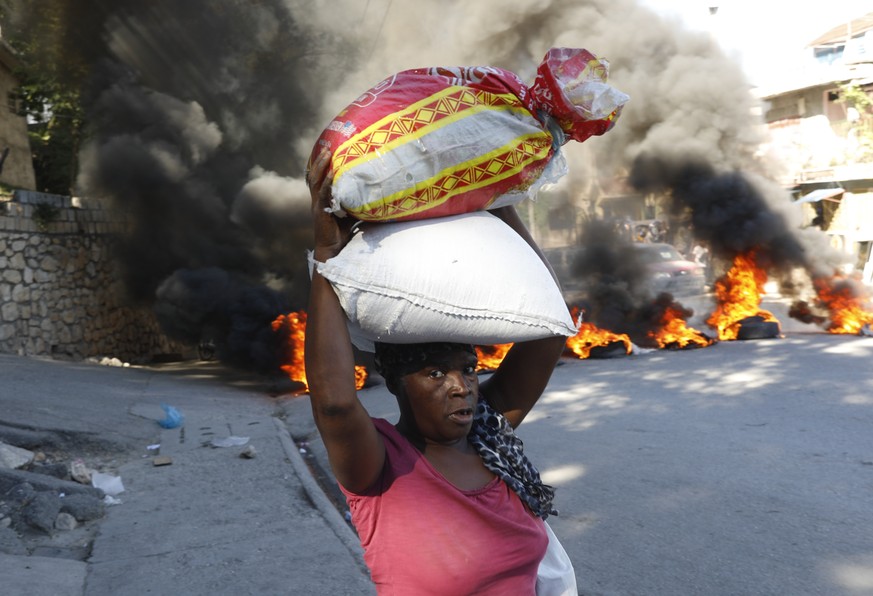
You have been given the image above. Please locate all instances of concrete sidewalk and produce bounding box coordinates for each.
[0,354,374,596]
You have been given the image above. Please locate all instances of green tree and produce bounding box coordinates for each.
[1,0,92,195]
[837,81,873,164]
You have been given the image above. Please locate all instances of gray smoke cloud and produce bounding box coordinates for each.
[26,0,849,367]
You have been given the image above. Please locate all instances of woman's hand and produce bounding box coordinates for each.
[307,149,356,262]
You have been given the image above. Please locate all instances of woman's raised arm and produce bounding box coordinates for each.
[479,205,568,428]
[304,151,385,493]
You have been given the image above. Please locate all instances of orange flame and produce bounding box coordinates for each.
[565,307,632,359]
[271,311,368,391]
[475,343,513,371]
[706,252,778,340]
[272,311,308,388]
[354,365,369,389]
[812,274,873,334]
[649,304,714,349]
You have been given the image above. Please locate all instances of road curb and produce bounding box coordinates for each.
[272,417,369,577]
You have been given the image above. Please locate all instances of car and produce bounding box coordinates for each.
[633,242,706,296]
[544,242,707,306]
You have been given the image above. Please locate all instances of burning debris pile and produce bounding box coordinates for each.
[271,312,368,392]
[706,252,781,341]
[549,150,873,353]
[791,274,873,336]
[641,294,714,349]
[475,344,514,372]
[5,0,748,375]
[566,320,632,360]
[561,220,716,353]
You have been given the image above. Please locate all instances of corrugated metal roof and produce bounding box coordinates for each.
[808,12,873,47]
[796,188,845,203]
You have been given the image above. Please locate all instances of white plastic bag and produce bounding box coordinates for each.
[91,472,125,497]
[537,521,577,596]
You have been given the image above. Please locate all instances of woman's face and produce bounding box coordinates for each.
[397,349,480,444]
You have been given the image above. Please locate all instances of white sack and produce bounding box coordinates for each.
[315,211,578,352]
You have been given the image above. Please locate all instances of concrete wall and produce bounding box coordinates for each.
[0,191,189,362]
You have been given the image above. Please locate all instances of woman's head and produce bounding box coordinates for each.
[374,342,480,443]
[374,342,476,386]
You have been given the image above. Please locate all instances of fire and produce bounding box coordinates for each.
[706,252,779,341]
[272,311,308,387]
[475,343,513,371]
[271,311,368,391]
[648,304,714,349]
[565,307,632,359]
[353,365,369,389]
[811,274,873,335]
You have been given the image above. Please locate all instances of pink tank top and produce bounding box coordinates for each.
[340,418,548,595]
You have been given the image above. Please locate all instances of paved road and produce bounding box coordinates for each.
[291,329,873,596]
[530,332,873,596]
[3,295,870,595]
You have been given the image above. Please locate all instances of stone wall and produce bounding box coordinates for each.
[0,191,189,362]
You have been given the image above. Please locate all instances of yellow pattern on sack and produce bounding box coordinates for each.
[331,86,527,179]
[353,132,553,221]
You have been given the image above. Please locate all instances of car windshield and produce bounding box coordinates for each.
[636,245,683,264]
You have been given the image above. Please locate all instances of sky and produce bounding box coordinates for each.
[641,0,873,90]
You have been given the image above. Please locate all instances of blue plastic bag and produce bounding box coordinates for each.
[157,404,184,429]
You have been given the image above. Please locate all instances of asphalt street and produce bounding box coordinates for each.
[525,331,873,596]
[2,298,872,595]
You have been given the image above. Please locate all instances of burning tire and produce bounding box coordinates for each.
[735,315,781,340]
[587,341,632,358]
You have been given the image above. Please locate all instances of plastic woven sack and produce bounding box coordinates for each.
[309,48,627,223]
[313,211,578,352]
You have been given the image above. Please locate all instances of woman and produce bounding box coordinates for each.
[304,150,568,594]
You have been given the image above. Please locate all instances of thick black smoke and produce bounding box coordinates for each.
[15,0,858,365]
[48,0,355,369]
[629,156,809,272]
[570,220,647,329]
[153,268,292,372]
[569,219,712,346]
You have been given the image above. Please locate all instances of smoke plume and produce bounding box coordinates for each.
[14,0,851,367]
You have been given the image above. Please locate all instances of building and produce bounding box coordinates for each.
[760,11,873,283]
[0,37,35,191]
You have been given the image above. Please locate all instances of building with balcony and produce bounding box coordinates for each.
[760,11,873,282]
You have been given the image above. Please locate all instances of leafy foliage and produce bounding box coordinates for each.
[1,0,92,194]
[836,81,873,164]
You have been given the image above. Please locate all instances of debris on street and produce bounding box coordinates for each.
[210,435,249,448]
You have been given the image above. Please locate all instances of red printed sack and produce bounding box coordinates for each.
[309,48,628,222]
